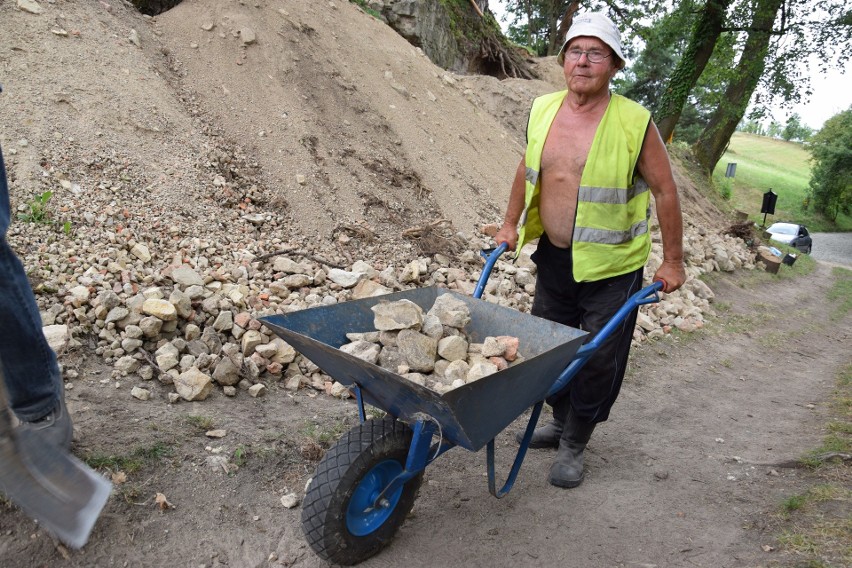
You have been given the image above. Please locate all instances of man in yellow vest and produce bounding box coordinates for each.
[495,13,686,489]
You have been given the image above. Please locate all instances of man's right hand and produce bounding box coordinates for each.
[494,223,519,251]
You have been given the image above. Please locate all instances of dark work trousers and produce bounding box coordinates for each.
[531,233,643,424]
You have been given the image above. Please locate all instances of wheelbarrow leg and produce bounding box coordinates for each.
[367,419,437,508]
[487,401,545,498]
[352,384,367,423]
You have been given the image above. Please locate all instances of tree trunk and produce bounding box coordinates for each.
[692,0,785,173]
[546,0,562,55]
[655,0,732,142]
[381,0,535,79]
[524,0,533,47]
[555,1,581,52]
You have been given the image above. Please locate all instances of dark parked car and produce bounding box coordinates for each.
[766,222,812,254]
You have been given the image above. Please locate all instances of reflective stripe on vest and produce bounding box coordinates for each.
[574,218,648,245]
[578,178,649,207]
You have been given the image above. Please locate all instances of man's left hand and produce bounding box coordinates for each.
[653,259,686,293]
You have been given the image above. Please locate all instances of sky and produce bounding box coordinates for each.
[770,65,849,130]
[488,1,849,130]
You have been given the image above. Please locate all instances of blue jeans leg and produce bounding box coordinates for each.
[0,146,61,421]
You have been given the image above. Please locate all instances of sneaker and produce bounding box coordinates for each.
[23,398,73,450]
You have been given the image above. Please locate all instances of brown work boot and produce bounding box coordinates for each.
[549,411,595,488]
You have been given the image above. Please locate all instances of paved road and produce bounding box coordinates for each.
[811,232,852,267]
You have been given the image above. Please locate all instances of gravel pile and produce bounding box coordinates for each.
[10,184,756,405]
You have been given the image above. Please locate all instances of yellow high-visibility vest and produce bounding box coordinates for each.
[517,90,652,282]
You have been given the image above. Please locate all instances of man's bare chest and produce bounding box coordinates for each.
[540,113,601,178]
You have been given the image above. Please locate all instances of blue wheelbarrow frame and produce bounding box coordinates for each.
[260,243,663,564]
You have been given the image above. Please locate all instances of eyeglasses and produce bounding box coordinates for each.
[565,48,611,64]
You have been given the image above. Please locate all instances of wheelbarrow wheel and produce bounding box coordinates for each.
[301,416,423,565]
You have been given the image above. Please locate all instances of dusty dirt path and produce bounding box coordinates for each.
[332,261,849,568]
[1,261,849,568]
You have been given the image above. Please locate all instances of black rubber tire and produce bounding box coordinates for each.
[300,416,423,565]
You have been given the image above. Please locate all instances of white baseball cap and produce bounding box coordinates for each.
[556,13,625,67]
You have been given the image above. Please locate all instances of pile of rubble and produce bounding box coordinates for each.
[22,212,755,404]
[3,0,758,406]
[340,295,522,394]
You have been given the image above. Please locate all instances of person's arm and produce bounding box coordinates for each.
[494,159,527,251]
[636,121,686,293]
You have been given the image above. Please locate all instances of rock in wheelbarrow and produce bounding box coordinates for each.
[371,299,424,331]
[427,293,471,328]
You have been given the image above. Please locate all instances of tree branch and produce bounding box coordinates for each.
[720,26,787,34]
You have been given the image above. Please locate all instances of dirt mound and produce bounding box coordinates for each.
[162,0,534,239]
[0,0,727,252]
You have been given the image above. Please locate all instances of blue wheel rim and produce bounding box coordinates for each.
[346,459,404,537]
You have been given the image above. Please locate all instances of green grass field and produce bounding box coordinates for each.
[712,132,852,232]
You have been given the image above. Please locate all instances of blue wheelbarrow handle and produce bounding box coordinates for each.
[545,280,663,398]
[475,246,662,378]
[474,242,509,299]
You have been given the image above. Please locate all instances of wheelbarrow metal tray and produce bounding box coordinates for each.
[260,287,587,452]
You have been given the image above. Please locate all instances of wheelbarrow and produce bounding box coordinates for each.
[259,243,663,565]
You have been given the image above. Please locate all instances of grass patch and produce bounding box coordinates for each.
[84,441,174,474]
[349,0,382,19]
[713,132,852,232]
[300,419,348,447]
[760,241,818,280]
[298,418,350,461]
[233,445,248,467]
[758,330,787,348]
[829,358,851,433]
[717,311,762,335]
[782,485,844,515]
[783,248,817,277]
[782,493,808,514]
[828,421,852,436]
[115,483,143,504]
[777,531,819,556]
[366,406,387,419]
[17,191,54,224]
[827,268,852,321]
[770,364,852,565]
[184,414,215,431]
[261,430,286,443]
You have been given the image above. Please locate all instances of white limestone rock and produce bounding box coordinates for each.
[175,367,214,401]
[371,299,423,331]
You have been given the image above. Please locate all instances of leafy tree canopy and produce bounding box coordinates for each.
[781,113,813,142]
[740,0,851,120]
[807,107,852,222]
